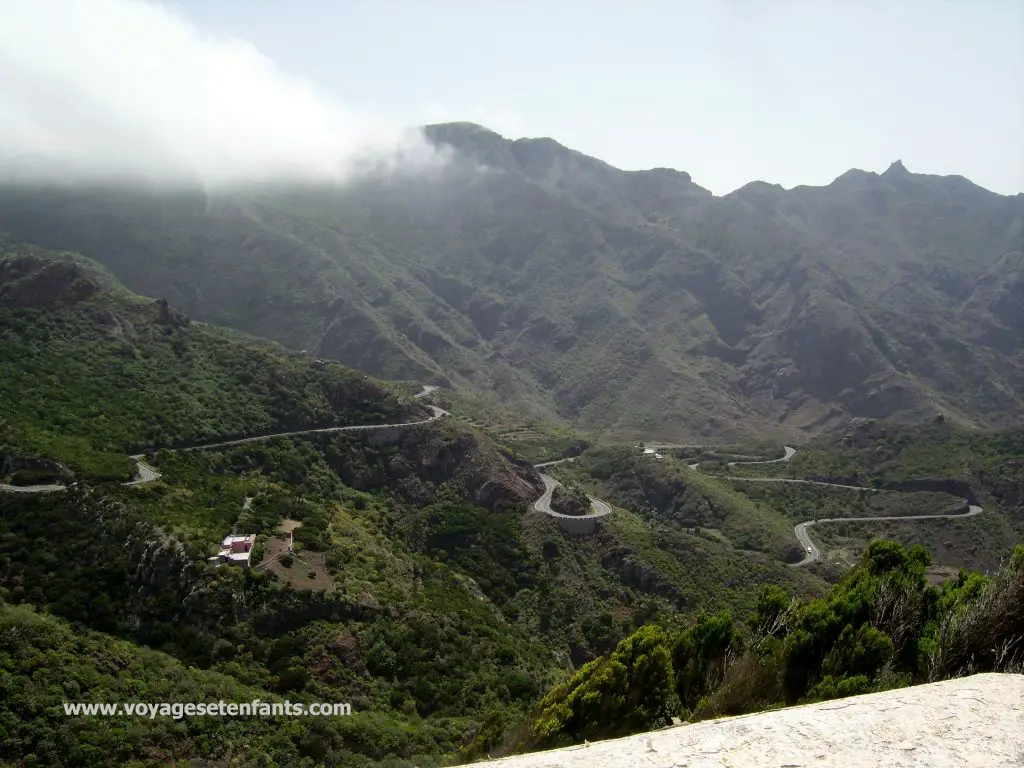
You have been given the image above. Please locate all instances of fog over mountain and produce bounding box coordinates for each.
[0,0,447,188]
[0,0,1020,441]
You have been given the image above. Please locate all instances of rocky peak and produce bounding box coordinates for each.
[153,297,190,328]
[421,122,516,171]
[0,254,99,310]
[884,159,909,175]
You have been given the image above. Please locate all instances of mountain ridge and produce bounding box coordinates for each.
[0,123,1019,439]
[1,226,1022,768]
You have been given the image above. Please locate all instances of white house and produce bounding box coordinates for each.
[207,534,257,568]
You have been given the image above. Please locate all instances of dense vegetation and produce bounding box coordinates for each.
[0,130,1019,441]
[550,482,591,516]
[0,246,817,765]
[498,540,1024,757]
[0,242,421,479]
[0,601,480,768]
[713,420,1024,570]
[1,239,1021,767]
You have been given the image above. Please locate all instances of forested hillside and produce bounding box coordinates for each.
[0,242,837,766]
[498,540,1024,759]
[0,238,426,480]
[0,127,1020,768]
[0,124,1019,439]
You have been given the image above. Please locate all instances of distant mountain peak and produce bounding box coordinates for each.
[423,121,503,137]
[735,180,785,193]
[643,167,694,183]
[884,159,909,175]
[421,122,516,169]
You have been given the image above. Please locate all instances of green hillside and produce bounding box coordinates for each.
[0,239,425,480]
[0,130,1021,767]
[495,540,1024,759]
[0,243,860,767]
[0,126,1019,440]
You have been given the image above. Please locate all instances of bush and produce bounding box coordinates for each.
[516,540,1024,751]
[926,544,1024,679]
[529,624,678,747]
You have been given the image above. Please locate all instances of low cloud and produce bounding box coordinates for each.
[0,0,447,188]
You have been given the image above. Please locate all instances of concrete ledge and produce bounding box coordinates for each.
[470,673,1024,768]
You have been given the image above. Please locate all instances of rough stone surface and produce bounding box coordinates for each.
[471,673,1024,767]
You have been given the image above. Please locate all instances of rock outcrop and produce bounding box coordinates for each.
[471,673,1023,768]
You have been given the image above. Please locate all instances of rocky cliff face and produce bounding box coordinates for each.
[392,427,544,512]
[0,253,100,309]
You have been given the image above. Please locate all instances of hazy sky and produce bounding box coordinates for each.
[170,0,1023,195]
[0,0,446,187]
[1,0,1021,194]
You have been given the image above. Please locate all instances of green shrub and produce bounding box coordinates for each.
[529,624,679,747]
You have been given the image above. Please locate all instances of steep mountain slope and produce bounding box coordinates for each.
[0,236,430,479]
[0,241,836,766]
[0,124,1019,439]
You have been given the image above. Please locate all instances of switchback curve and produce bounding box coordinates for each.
[0,386,612,530]
[0,385,447,494]
[688,446,984,566]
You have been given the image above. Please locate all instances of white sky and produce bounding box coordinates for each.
[1,0,1021,194]
[171,0,1024,195]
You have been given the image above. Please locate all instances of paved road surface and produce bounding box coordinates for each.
[534,457,577,469]
[0,481,66,493]
[725,476,882,491]
[533,473,612,521]
[0,454,162,492]
[689,446,984,566]
[687,446,796,471]
[728,446,797,466]
[125,455,162,485]
[174,406,447,453]
[2,402,447,493]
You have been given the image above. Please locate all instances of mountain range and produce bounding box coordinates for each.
[0,122,1019,440]
[1,127,1022,768]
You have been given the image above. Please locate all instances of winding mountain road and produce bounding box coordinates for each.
[1,381,614,533]
[1,382,984,564]
[0,481,67,494]
[172,406,448,453]
[688,446,984,566]
[533,473,612,521]
[1,386,448,494]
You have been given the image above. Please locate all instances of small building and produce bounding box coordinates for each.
[207,534,257,568]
